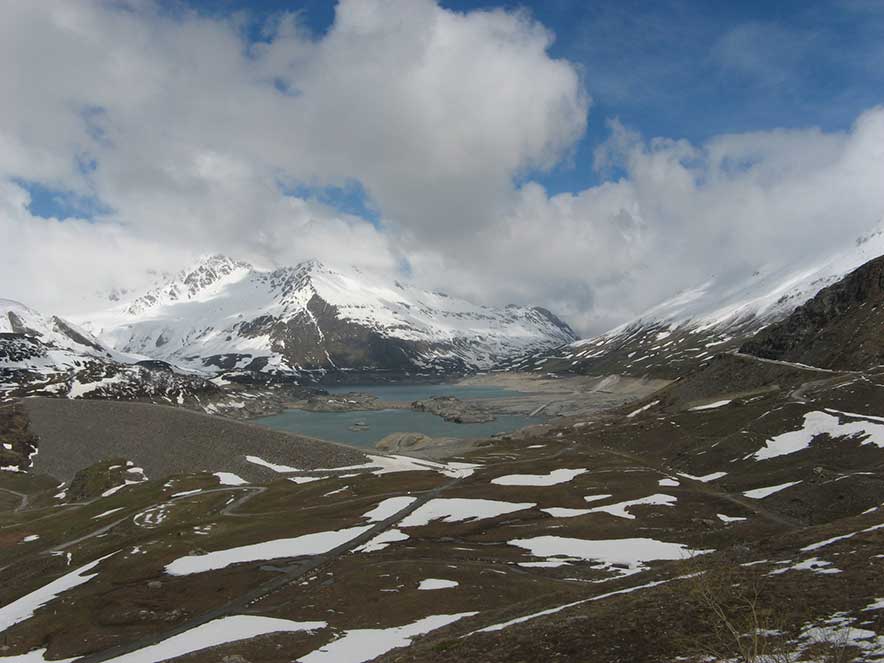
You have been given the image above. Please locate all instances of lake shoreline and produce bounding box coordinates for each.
[250,372,667,456]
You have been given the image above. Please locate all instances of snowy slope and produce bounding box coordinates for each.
[1,299,113,360]
[0,299,219,404]
[615,224,884,336]
[78,256,577,376]
[518,224,884,377]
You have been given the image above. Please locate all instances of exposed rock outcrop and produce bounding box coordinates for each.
[741,254,884,371]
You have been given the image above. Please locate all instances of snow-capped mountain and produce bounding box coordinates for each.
[517,224,884,377]
[78,256,577,377]
[0,299,218,404]
[1,298,115,370]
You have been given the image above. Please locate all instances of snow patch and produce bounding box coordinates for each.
[743,481,801,499]
[399,498,534,528]
[297,612,477,663]
[582,494,677,520]
[508,536,709,577]
[417,579,459,591]
[213,471,248,486]
[753,410,884,461]
[165,526,373,575]
[491,468,588,487]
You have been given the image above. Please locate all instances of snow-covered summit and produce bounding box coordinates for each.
[78,257,577,376]
[1,298,110,359]
[124,255,253,316]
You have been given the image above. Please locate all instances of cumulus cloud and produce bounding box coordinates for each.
[1,1,883,336]
[420,108,884,334]
[0,0,586,315]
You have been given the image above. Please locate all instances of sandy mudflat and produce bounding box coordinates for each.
[456,372,670,417]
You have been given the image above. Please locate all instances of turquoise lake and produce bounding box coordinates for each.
[255,383,537,448]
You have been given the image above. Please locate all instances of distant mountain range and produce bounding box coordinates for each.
[73,255,576,377]
[6,221,884,402]
[1,256,576,400]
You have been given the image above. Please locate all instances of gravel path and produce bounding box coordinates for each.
[23,398,368,482]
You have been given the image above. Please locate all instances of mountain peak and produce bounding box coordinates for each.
[187,254,252,275]
[124,254,253,316]
[82,254,576,375]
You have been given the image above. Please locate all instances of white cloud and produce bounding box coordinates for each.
[0,0,586,316]
[409,108,884,334]
[1,1,883,336]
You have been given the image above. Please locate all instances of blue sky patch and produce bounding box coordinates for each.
[279,179,381,226]
[179,0,884,199]
[13,178,110,221]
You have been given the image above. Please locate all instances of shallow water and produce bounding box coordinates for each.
[255,382,536,448]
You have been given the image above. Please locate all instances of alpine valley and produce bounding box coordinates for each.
[2,240,884,663]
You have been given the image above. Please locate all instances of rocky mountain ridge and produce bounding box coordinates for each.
[0,299,222,413]
[78,255,577,378]
[515,224,884,378]
[741,252,884,371]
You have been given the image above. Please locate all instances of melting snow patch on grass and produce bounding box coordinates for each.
[508,536,708,577]
[0,553,115,632]
[470,579,670,634]
[753,410,884,461]
[768,557,842,576]
[297,613,477,663]
[171,489,202,498]
[213,471,247,486]
[864,598,884,611]
[658,478,680,487]
[627,400,659,418]
[315,455,480,479]
[94,615,327,663]
[801,522,884,552]
[165,525,373,575]
[245,455,301,473]
[491,468,588,487]
[583,494,613,503]
[353,529,410,553]
[797,613,884,660]
[584,494,677,520]
[717,513,746,523]
[133,504,170,528]
[398,498,535,528]
[91,507,125,520]
[362,496,417,522]
[743,481,801,499]
[678,471,727,482]
[417,578,459,590]
[102,475,148,498]
[689,400,732,411]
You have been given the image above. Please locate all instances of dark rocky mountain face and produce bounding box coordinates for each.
[741,254,884,371]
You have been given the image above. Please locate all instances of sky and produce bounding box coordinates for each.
[1,0,883,335]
